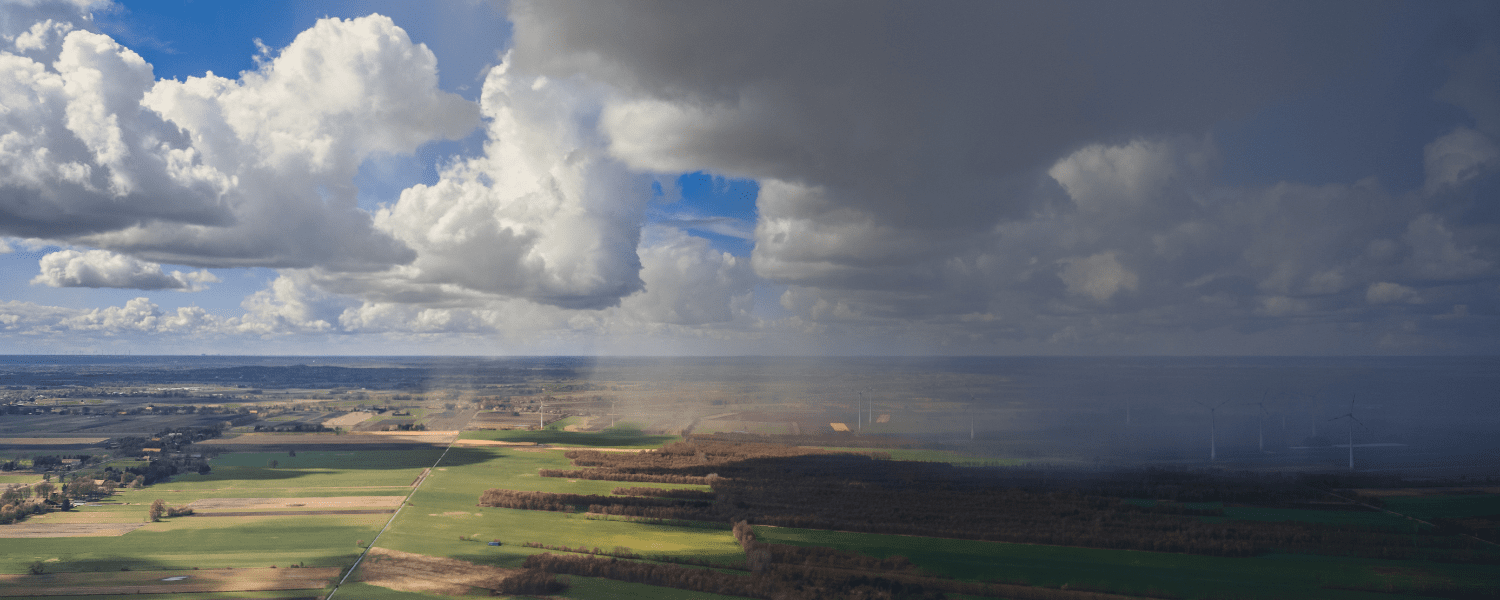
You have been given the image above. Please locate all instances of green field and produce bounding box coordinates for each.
[0,449,429,575]
[0,592,317,600]
[5,514,384,573]
[754,526,1500,599]
[371,446,739,569]
[1383,494,1500,520]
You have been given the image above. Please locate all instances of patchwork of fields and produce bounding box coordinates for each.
[2,426,1497,599]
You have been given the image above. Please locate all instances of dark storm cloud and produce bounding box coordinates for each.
[512,0,1391,229]
[506,0,1499,352]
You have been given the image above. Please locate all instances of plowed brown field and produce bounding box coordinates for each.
[357,547,519,595]
[0,523,143,538]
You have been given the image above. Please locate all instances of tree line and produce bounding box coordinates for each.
[489,440,1500,563]
[522,551,1154,600]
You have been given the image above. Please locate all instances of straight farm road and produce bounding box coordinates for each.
[324,437,459,600]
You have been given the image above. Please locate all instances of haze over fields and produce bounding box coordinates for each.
[0,1,1498,356]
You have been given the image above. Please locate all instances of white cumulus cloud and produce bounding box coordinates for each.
[31,248,217,290]
[0,11,479,272]
[357,58,649,309]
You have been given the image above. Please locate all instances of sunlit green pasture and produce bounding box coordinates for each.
[755,526,1500,600]
[372,446,740,569]
[1,449,441,575]
[130,449,445,497]
[3,514,385,574]
[421,447,706,496]
[0,591,318,600]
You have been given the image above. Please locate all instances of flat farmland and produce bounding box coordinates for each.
[0,449,437,574]
[371,446,741,568]
[187,496,405,510]
[2,513,387,573]
[0,566,338,596]
[203,431,456,450]
[0,523,144,538]
[0,414,227,438]
[0,438,108,446]
[457,428,680,449]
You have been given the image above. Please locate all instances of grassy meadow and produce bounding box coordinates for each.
[371,445,740,569]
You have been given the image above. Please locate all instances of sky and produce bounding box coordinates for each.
[0,0,1497,356]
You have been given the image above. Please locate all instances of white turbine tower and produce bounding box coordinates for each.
[1329,395,1365,472]
[1193,400,1230,461]
[866,391,873,425]
[1242,392,1270,453]
[969,395,976,440]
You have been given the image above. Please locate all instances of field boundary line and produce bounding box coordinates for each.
[325,439,457,600]
[1317,488,1500,549]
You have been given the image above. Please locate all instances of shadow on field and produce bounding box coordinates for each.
[170,446,498,484]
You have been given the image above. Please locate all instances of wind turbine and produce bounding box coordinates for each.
[866,391,873,425]
[1242,392,1270,453]
[1193,399,1230,461]
[969,395,976,440]
[1329,395,1365,472]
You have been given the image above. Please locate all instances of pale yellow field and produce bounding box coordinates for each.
[0,437,108,445]
[0,523,144,538]
[187,495,405,510]
[0,566,338,595]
